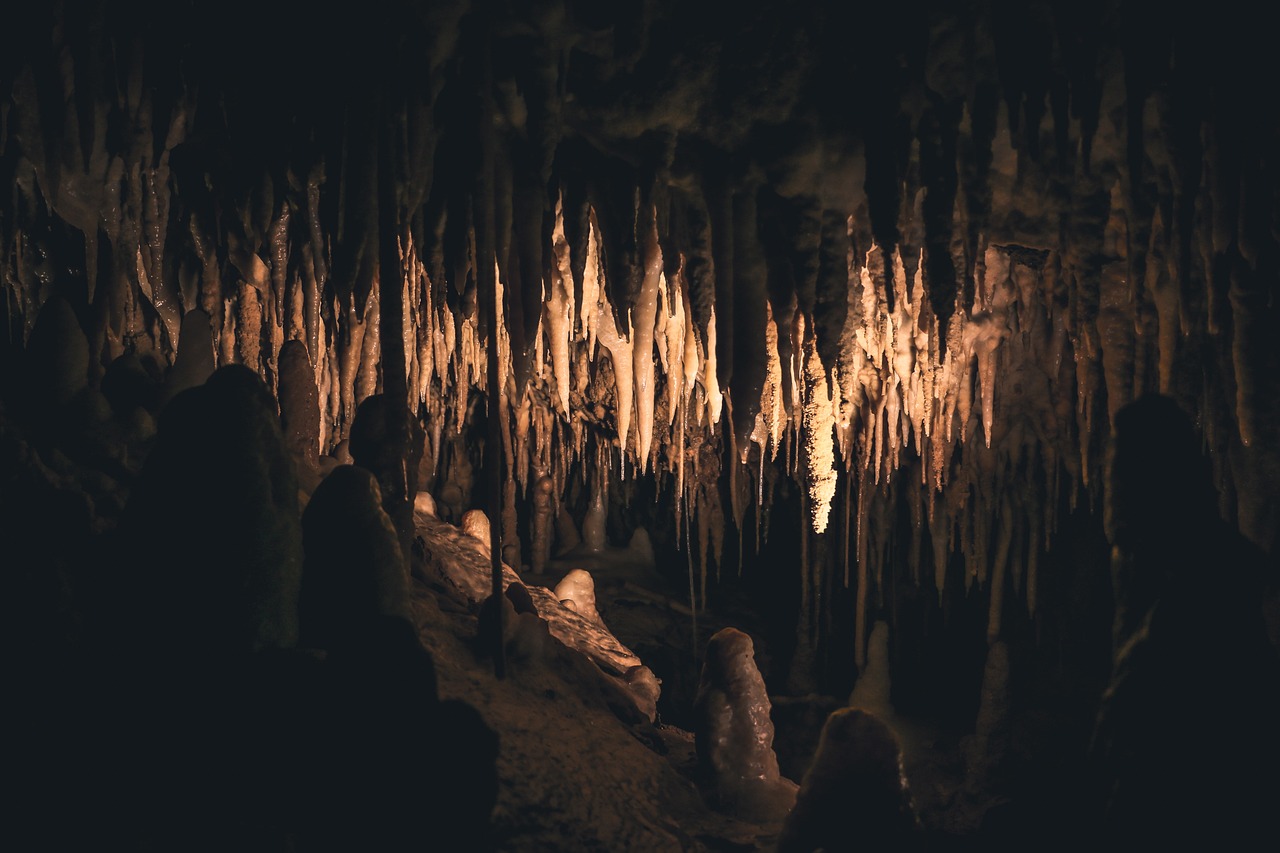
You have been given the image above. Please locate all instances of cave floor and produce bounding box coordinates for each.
[409,514,1095,852]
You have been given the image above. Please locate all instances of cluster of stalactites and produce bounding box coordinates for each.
[347,197,1092,618]
[4,14,1274,629]
[0,158,1240,619]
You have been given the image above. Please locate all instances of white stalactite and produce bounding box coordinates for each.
[632,207,663,471]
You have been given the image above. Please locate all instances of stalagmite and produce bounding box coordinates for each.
[462,508,492,558]
[531,474,555,575]
[694,628,799,822]
[554,568,603,626]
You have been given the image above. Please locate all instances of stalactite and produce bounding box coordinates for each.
[581,213,602,351]
[1098,182,1135,425]
[219,297,237,367]
[1146,199,1172,394]
[701,307,723,426]
[286,260,306,348]
[454,307,478,434]
[974,245,1012,447]
[340,297,366,435]
[547,194,576,415]
[802,322,837,534]
[871,388,886,486]
[319,313,337,452]
[356,276,381,406]
[413,258,433,407]
[437,288,457,410]
[632,207,662,470]
[596,280,634,456]
[957,328,974,445]
[668,263,694,430]
[760,301,784,461]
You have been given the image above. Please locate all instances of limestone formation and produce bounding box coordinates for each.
[693,627,798,821]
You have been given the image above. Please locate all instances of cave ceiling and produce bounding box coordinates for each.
[2,0,1277,645]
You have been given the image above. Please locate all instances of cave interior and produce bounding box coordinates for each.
[3,1,1279,850]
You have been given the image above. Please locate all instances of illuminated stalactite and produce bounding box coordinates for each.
[802,324,838,535]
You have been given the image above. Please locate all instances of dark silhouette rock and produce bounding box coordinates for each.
[349,392,425,516]
[1090,394,1280,847]
[115,363,303,659]
[299,464,410,653]
[776,707,922,853]
[22,296,88,413]
[100,351,162,417]
[505,580,539,616]
[163,309,216,405]
[278,339,321,490]
[292,615,498,853]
